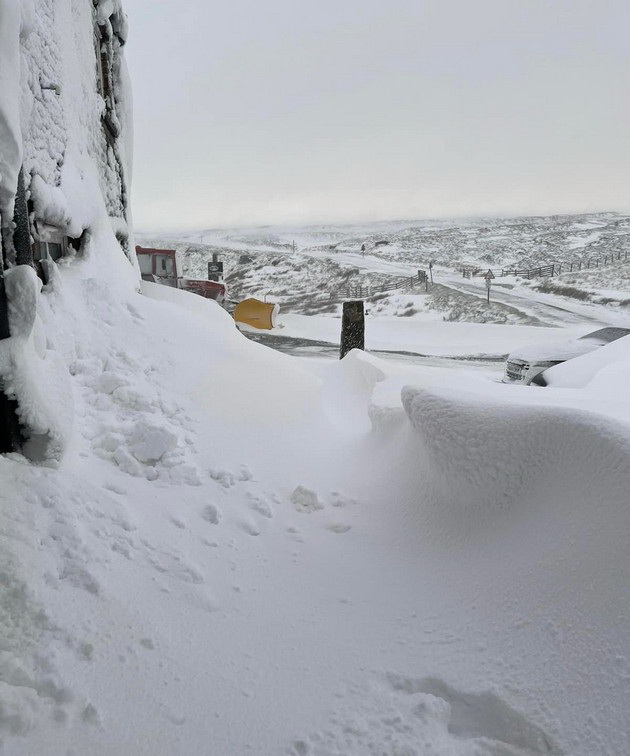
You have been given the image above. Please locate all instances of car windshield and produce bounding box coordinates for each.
[577,327,630,344]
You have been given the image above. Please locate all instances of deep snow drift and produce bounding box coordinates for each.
[0,238,628,754]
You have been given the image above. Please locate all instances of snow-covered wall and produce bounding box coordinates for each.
[0,0,137,461]
[17,0,133,247]
[0,0,26,221]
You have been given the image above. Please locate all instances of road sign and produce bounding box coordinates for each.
[485,271,492,302]
[208,261,224,281]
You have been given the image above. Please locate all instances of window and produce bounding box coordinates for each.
[32,238,68,263]
[155,255,174,277]
[47,242,63,261]
[137,254,152,275]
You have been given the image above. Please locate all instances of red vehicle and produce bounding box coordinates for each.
[135,246,225,304]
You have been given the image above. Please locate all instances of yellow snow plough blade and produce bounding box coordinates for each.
[233,298,279,330]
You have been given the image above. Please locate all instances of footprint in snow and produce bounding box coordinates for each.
[209,465,253,488]
[201,503,221,524]
[325,523,351,534]
[103,481,127,495]
[329,491,357,508]
[238,520,261,537]
[247,492,274,519]
[209,469,236,488]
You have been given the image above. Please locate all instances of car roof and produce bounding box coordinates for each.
[578,327,630,343]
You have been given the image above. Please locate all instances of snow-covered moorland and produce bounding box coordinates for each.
[140,212,630,332]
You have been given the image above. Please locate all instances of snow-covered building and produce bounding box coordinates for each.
[0,0,135,457]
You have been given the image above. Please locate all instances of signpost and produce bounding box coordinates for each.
[484,269,495,303]
[418,270,428,292]
[429,259,435,283]
[207,261,224,282]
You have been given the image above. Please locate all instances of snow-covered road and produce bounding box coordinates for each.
[440,274,609,327]
[299,248,613,328]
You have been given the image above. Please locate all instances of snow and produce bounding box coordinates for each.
[279,313,582,358]
[1,3,629,754]
[542,334,630,389]
[0,266,73,461]
[146,211,630,274]
[0,244,628,753]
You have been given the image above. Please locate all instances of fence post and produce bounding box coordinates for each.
[340,301,365,359]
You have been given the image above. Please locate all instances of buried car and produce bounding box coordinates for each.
[503,327,630,385]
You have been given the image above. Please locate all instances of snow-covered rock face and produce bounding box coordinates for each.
[0,0,137,461]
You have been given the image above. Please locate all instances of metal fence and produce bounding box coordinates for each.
[462,249,630,280]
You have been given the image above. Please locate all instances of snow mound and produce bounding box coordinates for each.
[291,672,561,755]
[402,381,630,514]
[0,267,73,462]
[542,334,630,389]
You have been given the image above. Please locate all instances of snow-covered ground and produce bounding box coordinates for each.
[142,212,630,271]
[139,213,630,336]
[2,239,629,754]
[4,2,629,753]
[277,315,582,358]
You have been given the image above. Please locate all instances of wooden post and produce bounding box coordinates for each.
[0,224,22,453]
[340,300,365,359]
[12,168,31,267]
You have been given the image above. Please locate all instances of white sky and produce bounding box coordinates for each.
[124,0,630,232]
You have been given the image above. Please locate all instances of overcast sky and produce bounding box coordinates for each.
[124,0,630,232]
